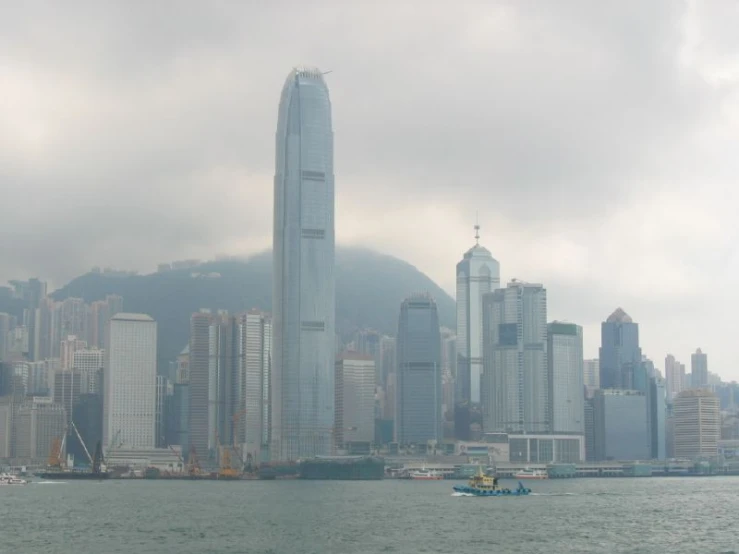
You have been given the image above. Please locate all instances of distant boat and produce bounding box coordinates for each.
[513,468,548,480]
[453,467,531,497]
[409,468,443,480]
[0,473,27,486]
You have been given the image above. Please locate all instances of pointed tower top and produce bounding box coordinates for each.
[474,212,480,245]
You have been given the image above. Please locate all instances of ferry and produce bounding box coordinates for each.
[453,468,531,497]
[0,473,28,486]
[410,468,444,480]
[513,468,548,480]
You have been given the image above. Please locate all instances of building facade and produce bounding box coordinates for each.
[455,229,500,413]
[272,67,335,461]
[335,353,375,451]
[482,281,548,434]
[547,322,584,435]
[673,389,720,459]
[583,359,600,392]
[396,294,442,445]
[593,389,649,461]
[241,310,272,463]
[599,308,642,390]
[104,313,157,451]
[13,396,66,461]
[665,354,686,402]
[691,349,708,389]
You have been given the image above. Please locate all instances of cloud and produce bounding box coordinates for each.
[1,1,738,376]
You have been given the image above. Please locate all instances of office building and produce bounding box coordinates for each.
[0,397,12,458]
[13,396,66,461]
[691,348,708,389]
[547,322,584,435]
[52,367,81,425]
[455,225,500,427]
[272,67,335,461]
[599,308,642,390]
[396,294,442,445]
[583,359,600,391]
[482,281,548,434]
[73,348,104,394]
[188,310,212,458]
[335,352,375,453]
[60,335,87,370]
[673,389,720,459]
[241,310,272,463]
[0,312,12,361]
[593,389,649,461]
[104,313,157,451]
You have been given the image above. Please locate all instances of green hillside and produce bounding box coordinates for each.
[51,247,455,366]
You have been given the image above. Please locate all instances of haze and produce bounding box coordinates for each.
[1,1,737,376]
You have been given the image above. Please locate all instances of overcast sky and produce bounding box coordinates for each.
[2,1,738,378]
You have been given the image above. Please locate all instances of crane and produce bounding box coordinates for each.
[70,421,94,467]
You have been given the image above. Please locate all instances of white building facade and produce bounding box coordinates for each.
[547,322,584,435]
[104,313,157,451]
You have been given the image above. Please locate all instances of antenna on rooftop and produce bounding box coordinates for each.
[474,212,480,245]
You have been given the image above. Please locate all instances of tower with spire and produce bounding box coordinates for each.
[454,221,500,439]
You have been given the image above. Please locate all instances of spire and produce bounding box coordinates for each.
[474,212,480,245]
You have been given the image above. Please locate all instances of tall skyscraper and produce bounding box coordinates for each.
[482,281,548,434]
[104,313,157,451]
[547,322,584,435]
[188,310,211,458]
[593,389,649,461]
[691,348,708,389]
[272,67,335,461]
[396,294,442,445]
[455,225,500,424]
[673,389,719,459]
[583,359,600,391]
[599,308,642,389]
[241,310,272,463]
[335,352,375,451]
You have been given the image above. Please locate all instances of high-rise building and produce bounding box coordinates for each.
[599,308,642,389]
[665,354,685,402]
[335,352,375,452]
[547,322,584,435]
[52,366,80,425]
[13,397,66,461]
[73,348,104,394]
[379,336,396,391]
[593,389,649,461]
[104,313,157,451]
[482,281,548,434]
[583,359,600,392]
[455,226,500,415]
[0,312,12,361]
[241,310,272,463]
[396,294,442,445]
[691,348,708,389]
[673,389,720,459]
[60,335,87,370]
[155,375,172,448]
[649,377,667,460]
[272,67,335,461]
[188,310,212,459]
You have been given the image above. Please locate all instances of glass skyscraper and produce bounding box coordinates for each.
[547,321,584,435]
[396,294,442,445]
[599,308,642,390]
[272,68,335,461]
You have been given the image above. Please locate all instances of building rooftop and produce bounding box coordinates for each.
[606,308,632,323]
[337,351,375,362]
[111,313,154,322]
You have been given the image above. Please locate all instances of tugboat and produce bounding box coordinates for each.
[453,468,531,497]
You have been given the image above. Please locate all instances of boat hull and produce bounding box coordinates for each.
[37,472,110,480]
[513,475,548,480]
[453,485,531,496]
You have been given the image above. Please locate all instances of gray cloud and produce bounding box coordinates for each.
[1,1,738,375]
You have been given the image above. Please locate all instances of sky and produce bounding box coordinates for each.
[2,1,739,378]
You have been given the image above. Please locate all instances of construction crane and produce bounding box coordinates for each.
[48,436,65,469]
[187,445,202,477]
[70,421,94,467]
[215,430,241,479]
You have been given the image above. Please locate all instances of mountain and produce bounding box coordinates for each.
[51,247,455,366]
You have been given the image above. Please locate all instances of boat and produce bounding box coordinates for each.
[0,473,28,486]
[409,467,444,480]
[453,468,531,497]
[37,438,110,480]
[513,467,548,480]
[299,456,385,480]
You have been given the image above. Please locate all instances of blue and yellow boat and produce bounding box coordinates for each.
[453,468,531,497]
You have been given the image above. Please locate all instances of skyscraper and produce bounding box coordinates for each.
[482,281,548,434]
[455,225,500,438]
[665,354,685,401]
[335,352,375,452]
[104,313,157,451]
[583,359,600,391]
[272,67,335,461]
[673,389,719,459]
[691,348,708,389]
[599,308,642,389]
[396,294,442,445]
[241,310,272,463]
[547,322,584,435]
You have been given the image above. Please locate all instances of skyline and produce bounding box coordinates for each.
[2,2,738,377]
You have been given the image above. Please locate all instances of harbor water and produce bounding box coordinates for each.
[1,477,737,553]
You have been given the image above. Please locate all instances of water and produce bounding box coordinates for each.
[1,477,737,553]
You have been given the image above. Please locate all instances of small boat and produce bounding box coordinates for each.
[513,468,548,480]
[453,468,531,497]
[0,473,28,486]
[410,467,444,480]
